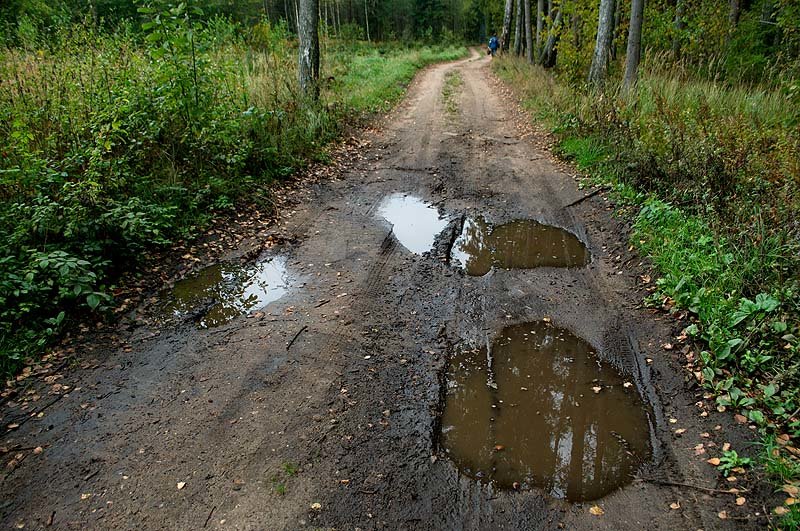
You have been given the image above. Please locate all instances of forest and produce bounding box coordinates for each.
[1,0,799,527]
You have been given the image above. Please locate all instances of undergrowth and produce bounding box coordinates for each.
[494,55,800,522]
[0,10,466,377]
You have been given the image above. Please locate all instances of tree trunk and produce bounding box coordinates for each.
[501,0,515,51]
[364,0,370,41]
[672,0,685,57]
[535,0,544,60]
[611,0,621,59]
[539,7,562,67]
[514,0,524,55]
[729,0,742,27]
[298,0,320,98]
[623,0,644,89]
[588,0,616,86]
[524,0,534,63]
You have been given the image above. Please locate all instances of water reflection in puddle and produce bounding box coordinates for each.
[451,217,589,276]
[377,193,449,254]
[163,256,291,328]
[440,322,652,501]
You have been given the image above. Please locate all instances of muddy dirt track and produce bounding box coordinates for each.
[2,50,770,530]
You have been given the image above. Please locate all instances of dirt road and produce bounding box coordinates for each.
[1,50,766,530]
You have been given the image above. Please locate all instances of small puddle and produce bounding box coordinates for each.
[162,256,291,328]
[440,322,652,501]
[377,193,449,254]
[451,217,589,276]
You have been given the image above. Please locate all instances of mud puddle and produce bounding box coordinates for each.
[440,322,652,501]
[377,193,449,254]
[162,256,291,327]
[451,217,589,276]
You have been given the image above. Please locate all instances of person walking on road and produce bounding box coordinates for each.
[488,34,499,56]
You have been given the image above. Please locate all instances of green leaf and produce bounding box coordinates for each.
[772,321,788,333]
[755,293,780,312]
[87,293,101,310]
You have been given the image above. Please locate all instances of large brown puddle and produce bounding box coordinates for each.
[451,217,589,276]
[440,322,652,501]
[377,193,449,254]
[162,256,291,328]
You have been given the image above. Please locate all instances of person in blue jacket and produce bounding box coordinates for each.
[488,34,499,56]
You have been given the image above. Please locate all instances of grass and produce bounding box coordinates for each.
[494,55,800,524]
[441,70,463,115]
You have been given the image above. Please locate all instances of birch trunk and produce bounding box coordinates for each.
[672,0,685,56]
[588,0,616,86]
[540,7,562,67]
[536,0,544,61]
[298,0,320,98]
[501,0,515,51]
[623,0,644,89]
[514,0,524,55]
[524,0,534,63]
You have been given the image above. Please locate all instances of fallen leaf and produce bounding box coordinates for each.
[787,497,797,506]
[707,457,721,466]
[736,497,746,506]
[589,505,604,516]
[783,485,800,497]
[722,442,731,452]
[734,414,747,424]
[718,511,728,519]
[591,386,602,394]
[80,493,92,500]
[33,447,42,455]
[310,502,322,511]
[177,482,186,490]
[494,445,505,452]
[674,428,686,435]
[774,506,789,516]
[669,502,680,510]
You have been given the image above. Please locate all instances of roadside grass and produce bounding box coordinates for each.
[494,56,800,521]
[0,15,466,378]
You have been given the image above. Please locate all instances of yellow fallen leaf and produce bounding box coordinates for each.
[589,505,604,516]
[784,485,800,497]
[775,507,789,516]
[707,457,721,466]
[310,502,322,511]
[787,497,797,506]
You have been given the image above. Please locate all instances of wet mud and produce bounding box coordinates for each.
[440,322,652,502]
